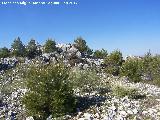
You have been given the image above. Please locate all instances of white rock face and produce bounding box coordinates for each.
[142,111,148,115]
[109,105,116,111]
[76,51,82,58]
[83,113,93,119]
[119,111,127,118]
[127,109,133,115]
[68,46,78,53]
[83,64,89,69]
[132,109,138,114]
[26,116,34,120]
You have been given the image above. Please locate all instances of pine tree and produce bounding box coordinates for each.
[93,49,108,59]
[73,37,92,56]
[0,47,10,58]
[22,63,76,120]
[73,37,88,53]
[11,37,26,57]
[26,39,41,59]
[44,39,57,53]
[105,50,123,75]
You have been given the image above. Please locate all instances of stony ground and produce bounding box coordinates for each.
[0,60,160,120]
[69,76,160,120]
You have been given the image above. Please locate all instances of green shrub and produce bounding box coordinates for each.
[44,39,57,53]
[113,86,145,99]
[141,52,154,81]
[0,47,10,58]
[11,37,26,57]
[70,68,100,92]
[120,58,142,83]
[26,39,42,59]
[93,49,108,59]
[105,65,120,76]
[123,52,160,86]
[113,86,129,98]
[22,63,76,120]
[121,54,160,85]
[104,50,123,76]
[73,37,92,55]
[73,37,88,53]
[148,55,160,86]
[137,52,160,86]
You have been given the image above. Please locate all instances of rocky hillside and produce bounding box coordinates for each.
[0,40,160,120]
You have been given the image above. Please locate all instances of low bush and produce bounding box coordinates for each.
[113,86,146,99]
[105,65,120,76]
[70,68,100,92]
[113,86,129,98]
[104,50,123,76]
[0,47,10,58]
[22,63,76,120]
[143,55,160,86]
[120,58,143,83]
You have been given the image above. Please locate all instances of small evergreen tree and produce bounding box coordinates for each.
[151,55,160,86]
[141,51,153,80]
[22,63,76,120]
[0,47,10,58]
[26,39,41,59]
[141,53,160,85]
[73,37,88,53]
[104,50,123,75]
[120,58,143,83]
[93,49,108,59]
[11,37,26,57]
[44,39,57,53]
[73,37,93,57]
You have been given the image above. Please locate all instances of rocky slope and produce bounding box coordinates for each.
[0,44,160,120]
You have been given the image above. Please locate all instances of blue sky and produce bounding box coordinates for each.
[0,0,160,56]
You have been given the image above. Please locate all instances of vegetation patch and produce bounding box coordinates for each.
[113,85,146,99]
[22,63,76,120]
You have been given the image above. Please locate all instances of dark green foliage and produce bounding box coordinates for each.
[141,51,154,81]
[104,50,123,75]
[141,52,160,83]
[22,63,76,120]
[120,52,160,85]
[0,47,10,58]
[120,58,143,83]
[44,39,57,53]
[106,66,120,76]
[144,55,160,86]
[107,50,123,66]
[74,37,88,53]
[11,37,26,57]
[26,39,41,59]
[73,37,92,55]
[93,49,108,59]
